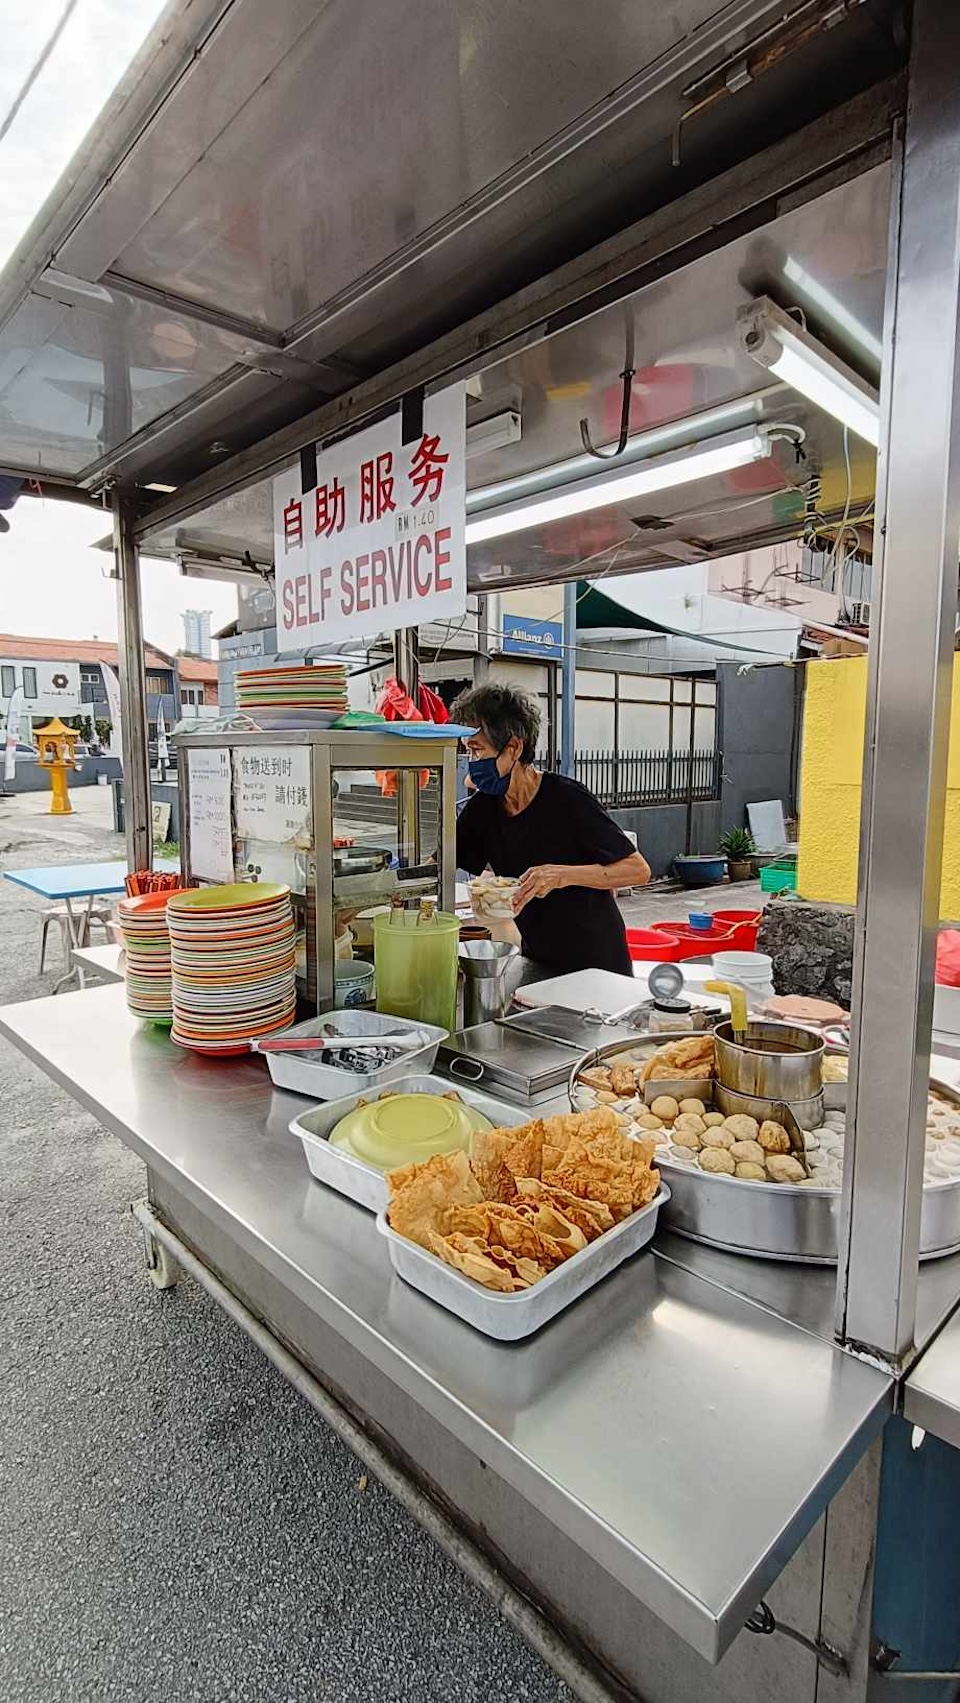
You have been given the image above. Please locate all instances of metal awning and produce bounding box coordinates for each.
[0,0,904,520]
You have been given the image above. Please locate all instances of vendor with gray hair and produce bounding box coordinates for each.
[452,682,650,976]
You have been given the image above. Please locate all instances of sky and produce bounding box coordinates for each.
[0,0,168,270]
[0,495,238,654]
[0,2,239,653]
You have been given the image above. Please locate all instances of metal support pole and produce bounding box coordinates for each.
[837,0,960,1363]
[113,489,152,873]
[560,581,577,777]
[473,595,490,683]
[393,627,421,866]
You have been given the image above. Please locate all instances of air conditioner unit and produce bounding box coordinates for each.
[847,599,872,627]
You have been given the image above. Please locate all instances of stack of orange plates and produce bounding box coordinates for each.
[117,889,184,1024]
[167,883,297,1055]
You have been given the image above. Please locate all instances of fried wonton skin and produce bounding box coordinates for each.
[387,1149,482,1248]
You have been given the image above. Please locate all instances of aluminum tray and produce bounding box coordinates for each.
[256,1010,447,1098]
[569,1033,960,1264]
[290,1074,531,1212]
[377,1186,668,1340]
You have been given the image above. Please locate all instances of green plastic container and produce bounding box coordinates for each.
[374,909,459,1032]
[760,862,798,894]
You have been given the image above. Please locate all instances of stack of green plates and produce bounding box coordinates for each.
[236,663,347,727]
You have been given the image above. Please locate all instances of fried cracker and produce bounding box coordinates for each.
[610,1062,638,1097]
[387,1149,482,1249]
[515,1201,588,1257]
[549,1138,636,1220]
[468,1127,516,1202]
[513,1178,615,1239]
[503,1119,545,1183]
[427,1230,521,1291]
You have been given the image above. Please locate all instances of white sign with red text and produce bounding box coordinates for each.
[273,384,466,653]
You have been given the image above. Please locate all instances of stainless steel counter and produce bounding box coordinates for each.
[903,1305,960,1449]
[656,1231,960,1369]
[0,984,894,1663]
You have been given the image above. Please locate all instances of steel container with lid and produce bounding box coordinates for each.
[714,1020,824,1103]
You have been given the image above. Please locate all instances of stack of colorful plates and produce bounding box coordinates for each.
[167,883,297,1055]
[118,890,182,1024]
[235,663,347,727]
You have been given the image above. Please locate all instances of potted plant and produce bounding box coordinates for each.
[718,826,757,883]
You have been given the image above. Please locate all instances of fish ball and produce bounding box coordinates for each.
[650,1096,680,1122]
[730,1138,765,1166]
[758,1120,791,1154]
[701,1124,736,1150]
[699,1146,736,1175]
[722,1115,760,1143]
[765,1153,806,1183]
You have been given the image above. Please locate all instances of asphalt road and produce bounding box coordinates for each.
[0,798,572,1703]
[0,787,762,1701]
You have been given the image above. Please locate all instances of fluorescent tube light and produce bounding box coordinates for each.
[464,394,774,512]
[464,426,773,547]
[738,296,879,447]
[466,409,522,457]
[781,258,883,370]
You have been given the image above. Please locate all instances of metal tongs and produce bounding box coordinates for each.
[259,1029,427,1055]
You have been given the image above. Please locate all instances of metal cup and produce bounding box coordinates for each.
[458,941,521,1026]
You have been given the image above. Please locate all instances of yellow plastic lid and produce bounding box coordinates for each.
[329,1093,492,1171]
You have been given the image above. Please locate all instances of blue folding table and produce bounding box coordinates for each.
[4,860,180,992]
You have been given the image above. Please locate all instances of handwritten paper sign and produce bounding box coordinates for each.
[272,383,466,651]
[232,746,312,844]
[187,747,233,882]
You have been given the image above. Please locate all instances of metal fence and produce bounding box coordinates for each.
[573,747,722,808]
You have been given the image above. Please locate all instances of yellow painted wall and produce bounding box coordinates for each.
[797,654,960,916]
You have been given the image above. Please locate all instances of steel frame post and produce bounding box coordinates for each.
[393,627,421,867]
[560,581,577,777]
[837,0,960,1363]
[113,488,152,873]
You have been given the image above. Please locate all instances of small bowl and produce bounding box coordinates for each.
[688,912,713,930]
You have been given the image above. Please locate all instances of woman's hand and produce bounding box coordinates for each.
[514,864,569,912]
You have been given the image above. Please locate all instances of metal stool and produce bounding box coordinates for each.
[39,902,113,972]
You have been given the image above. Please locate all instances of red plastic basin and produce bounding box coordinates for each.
[626,927,685,962]
[647,920,737,959]
[710,909,763,950]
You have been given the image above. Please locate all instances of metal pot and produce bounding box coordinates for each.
[714,1020,824,1103]
[713,1080,825,1130]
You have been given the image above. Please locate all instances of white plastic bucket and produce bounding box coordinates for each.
[712,950,774,1000]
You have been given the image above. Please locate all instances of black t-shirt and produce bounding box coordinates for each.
[456,772,634,975]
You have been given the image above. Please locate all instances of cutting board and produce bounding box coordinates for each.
[512,968,644,1019]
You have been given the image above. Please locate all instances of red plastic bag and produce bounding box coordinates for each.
[374,678,447,795]
[936,931,960,986]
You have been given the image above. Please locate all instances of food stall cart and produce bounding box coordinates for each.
[4,1,960,1698]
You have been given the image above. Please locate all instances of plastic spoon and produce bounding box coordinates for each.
[705,980,748,1043]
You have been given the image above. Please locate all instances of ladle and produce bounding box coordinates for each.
[705,979,747,1041]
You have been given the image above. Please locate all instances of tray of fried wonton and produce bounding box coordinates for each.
[376,1108,667,1339]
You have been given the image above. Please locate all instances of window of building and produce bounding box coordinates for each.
[1,666,15,697]
[80,664,106,704]
[180,684,202,707]
[146,672,169,694]
[22,666,37,698]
